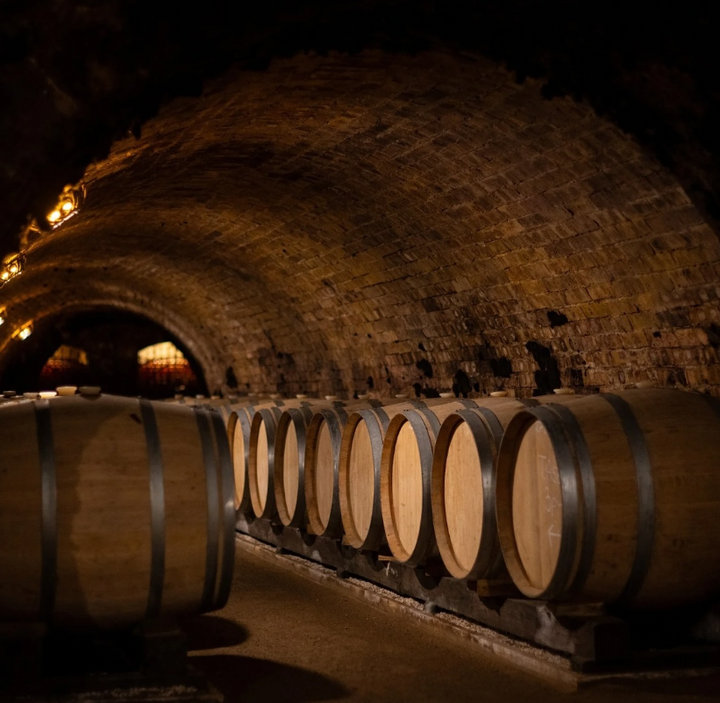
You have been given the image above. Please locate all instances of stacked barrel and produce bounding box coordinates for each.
[233,388,720,610]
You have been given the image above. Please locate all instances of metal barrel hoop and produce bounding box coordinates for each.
[207,406,236,610]
[601,393,655,607]
[542,403,597,600]
[455,408,503,579]
[343,408,387,550]
[227,409,253,514]
[276,407,310,528]
[495,407,580,599]
[528,405,581,600]
[324,408,347,538]
[194,405,220,612]
[256,407,279,519]
[139,399,166,619]
[401,409,437,566]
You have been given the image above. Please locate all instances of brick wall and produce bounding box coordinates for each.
[2,51,719,398]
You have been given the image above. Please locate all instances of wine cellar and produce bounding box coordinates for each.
[1,2,720,702]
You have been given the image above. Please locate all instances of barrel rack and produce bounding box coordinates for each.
[238,515,720,678]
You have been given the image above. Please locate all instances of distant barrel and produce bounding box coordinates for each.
[227,400,259,514]
[305,400,388,538]
[248,399,323,520]
[274,406,316,527]
[338,399,449,550]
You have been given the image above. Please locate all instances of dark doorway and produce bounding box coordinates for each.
[0,307,207,399]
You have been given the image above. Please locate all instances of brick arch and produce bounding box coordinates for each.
[3,50,720,397]
[0,286,226,392]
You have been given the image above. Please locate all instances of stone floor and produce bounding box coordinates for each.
[185,545,720,702]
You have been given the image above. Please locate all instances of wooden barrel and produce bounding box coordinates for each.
[380,399,493,566]
[207,396,240,425]
[227,400,260,514]
[274,405,322,527]
[338,399,448,550]
[496,389,720,608]
[430,398,537,579]
[305,400,389,538]
[166,395,240,427]
[248,399,322,520]
[274,397,367,528]
[0,394,235,629]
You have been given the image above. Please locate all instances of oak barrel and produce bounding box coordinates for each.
[305,400,388,538]
[496,389,720,608]
[0,394,235,629]
[431,398,535,579]
[248,399,322,520]
[338,399,447,550]
[273,406,317,527]
[227,400,259,514]
[380,399,489,565]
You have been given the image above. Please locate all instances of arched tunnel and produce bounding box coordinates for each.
[1,2,720,701]
[2,1,720,400]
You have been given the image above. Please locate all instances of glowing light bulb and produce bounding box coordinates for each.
[19,327,31,340]
[0,317,4,326]
[48,210,61,223]
[61,201,73,213]
[1,272,9,281]
[9,264,18,274]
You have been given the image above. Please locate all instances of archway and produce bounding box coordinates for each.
[0,307,208,398]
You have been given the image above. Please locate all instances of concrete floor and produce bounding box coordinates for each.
[185,546,720,703]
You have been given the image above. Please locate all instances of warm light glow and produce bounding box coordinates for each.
[0,253,25,286]
[26,183,85,237]
[138,341,187,365]
[12,323,33,341]
[49,345,88,366]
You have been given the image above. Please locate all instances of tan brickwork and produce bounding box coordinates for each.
[1,51,719,397]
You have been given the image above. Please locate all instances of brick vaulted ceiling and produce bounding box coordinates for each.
[1,3,720,397]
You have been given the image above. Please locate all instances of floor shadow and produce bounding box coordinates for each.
[180,615,249,651]
[602,672,720,698]
[191,654,350,703]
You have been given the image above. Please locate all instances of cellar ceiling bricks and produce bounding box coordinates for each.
[1,2,719,398]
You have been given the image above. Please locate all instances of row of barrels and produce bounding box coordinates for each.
[224,389,720,610]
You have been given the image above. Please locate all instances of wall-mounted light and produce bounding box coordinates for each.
[26,182,86,238]
[45,183,85,230]
[0,308,6,326]
[0,253,25,286]
[12,323,33,341]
